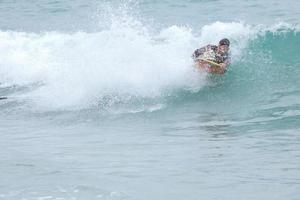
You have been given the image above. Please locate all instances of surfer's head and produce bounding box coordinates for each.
[218,38,230,54]
[219,38,230,46]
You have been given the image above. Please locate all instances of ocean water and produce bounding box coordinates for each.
[0,0,300,200]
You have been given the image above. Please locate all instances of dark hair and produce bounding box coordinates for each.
[219,38,230,46]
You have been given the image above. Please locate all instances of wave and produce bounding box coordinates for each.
[0,17,299,112]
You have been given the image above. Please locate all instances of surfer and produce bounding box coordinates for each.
[192,38,231,74]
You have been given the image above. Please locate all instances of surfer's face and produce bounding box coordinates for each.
[218,45,229,54]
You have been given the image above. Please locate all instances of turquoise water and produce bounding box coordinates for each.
[0,1,300,200]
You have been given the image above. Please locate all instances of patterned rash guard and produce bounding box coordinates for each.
[192,44,230,64]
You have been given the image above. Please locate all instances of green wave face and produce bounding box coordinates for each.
[183,28,300,132]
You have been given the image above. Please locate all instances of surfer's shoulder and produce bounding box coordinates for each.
[208,44,218,51]
[193,44,215,58]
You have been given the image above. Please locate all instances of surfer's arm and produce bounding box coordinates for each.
[206,56,230,74]
[222,57,231,70]
[211,58,230,74]
[219,63,228,73]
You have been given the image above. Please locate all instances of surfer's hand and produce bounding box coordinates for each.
[217,63,228,74]
[219,63,227,69]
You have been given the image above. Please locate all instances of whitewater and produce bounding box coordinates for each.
[0,1,300,200]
